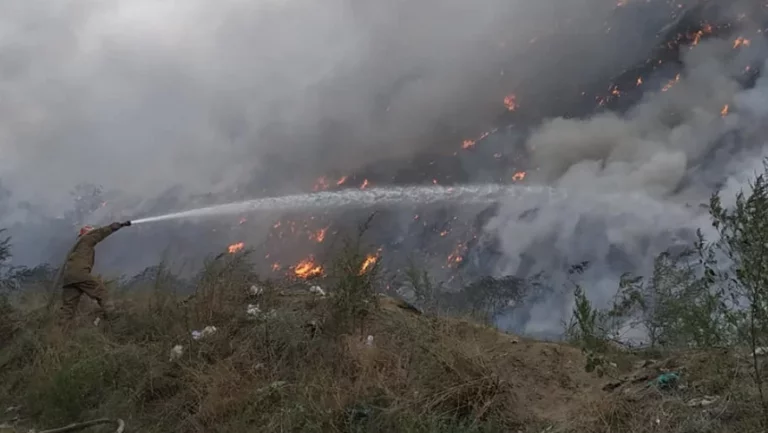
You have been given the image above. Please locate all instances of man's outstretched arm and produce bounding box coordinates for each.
[81,221,131,247]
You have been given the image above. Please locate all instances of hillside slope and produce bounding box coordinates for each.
[0,286,762,433]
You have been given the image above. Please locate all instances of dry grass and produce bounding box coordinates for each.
[0,254,765,432]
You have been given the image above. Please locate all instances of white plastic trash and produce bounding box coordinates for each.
[247,304,261,316]
[169,345,184,361]
[309,285,326,297]
[192,325,218,340]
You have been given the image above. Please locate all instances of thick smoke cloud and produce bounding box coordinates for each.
[488,14,768,337]
[0,0,702,271]
[0,0,695,209]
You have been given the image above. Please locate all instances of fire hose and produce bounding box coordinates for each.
[45,238,77,313]
[30,418,125,433]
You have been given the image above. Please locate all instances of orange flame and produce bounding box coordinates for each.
[271,262,281,271]
[295,257,323,279]
[228,242,245,254]
[661,73,681,92]
[636,77,643,86]
[336,176,348,185]
[360,179,370,189]
[721,104,729,117]
[503,94,518,111]
[733,37,751,49]
[309,227,328,243]
[462,139,476,149]
[447,242,466,267]
[512,171,526,182]
[359,254,378,275]
[313,177,330,191]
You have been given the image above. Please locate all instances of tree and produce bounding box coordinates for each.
[611,248,731,349]
[706,160,768,426]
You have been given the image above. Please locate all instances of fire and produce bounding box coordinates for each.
[661,73,681,92]
[313,177,330,192]
[271,262,281,271]
[636,77,643,86]
[309,227,328,243]
[503,94,518,111]
[447,242,466,267]
[462,139,476,149]
[294,257,323,279]
[359,254,378,275]
[228,242,245,254]
[721,104,729,117]
[336,176,348,186]
[360,179,370,189]
[733,37,751,49]
[512,171,526,182]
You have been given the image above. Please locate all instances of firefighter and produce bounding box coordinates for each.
[59,221,131,323]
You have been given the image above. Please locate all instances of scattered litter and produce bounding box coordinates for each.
[365,335,374,347]
[687,395,719,407]
[249,284,264,296]
[192,326,218,340]
[309,285,326,297]
[652,372,680,390]
[755,347,768,356]
[246,304,261,316]
[169,345,184,361]
[93,317,101,327]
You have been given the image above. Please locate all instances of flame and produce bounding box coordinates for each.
[462,139,476,149]
[309,226,328,243]
[271,262,281,271]
[721,104,729,117]
[336,176,348,185]
[636,77,643,86]
[294,257,323,279]
[503,94,518,111]
[447,242,466,267]
[733,37,751,49]
[661,73,681,92]
[228,242,245,254]
[439,230,449,237]
[360,179,370,189]
[512,171,526,182]
[313,176,330,192]
[359,254,378,275]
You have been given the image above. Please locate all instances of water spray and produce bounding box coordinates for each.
[131,184,561,225]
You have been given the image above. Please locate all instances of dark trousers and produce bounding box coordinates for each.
[60,277,115,322]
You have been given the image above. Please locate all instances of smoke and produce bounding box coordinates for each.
[0,0,697,207]
[3,0,759,337]
[488,12,768,337]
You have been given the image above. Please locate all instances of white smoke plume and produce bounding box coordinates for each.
[0,0,694,210]
[488,22,768,336]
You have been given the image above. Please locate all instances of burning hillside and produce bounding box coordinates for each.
[207,0,768,302]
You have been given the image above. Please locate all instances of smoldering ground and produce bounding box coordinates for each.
[0,0,758,337]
